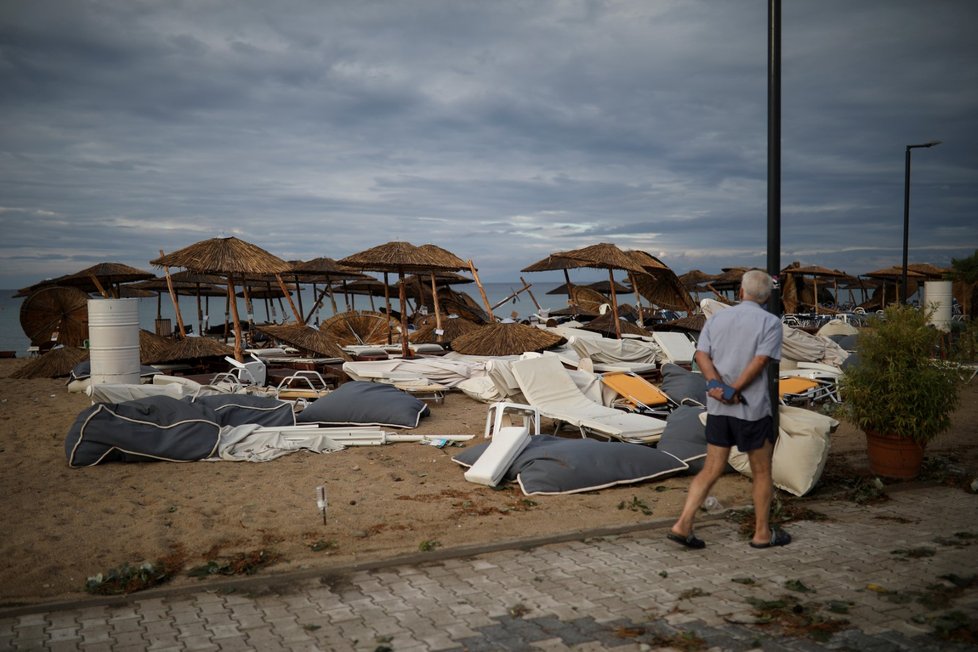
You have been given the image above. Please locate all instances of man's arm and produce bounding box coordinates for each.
[694,350,729,402]
[731,355,770,395]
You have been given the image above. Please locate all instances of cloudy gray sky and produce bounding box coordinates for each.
[1,0,976,288]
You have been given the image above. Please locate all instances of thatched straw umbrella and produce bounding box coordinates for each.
[780,263,850,314]
[320,310,400,347]
[657,313,706,334]
[151,237,294,361]
[579,311,652,338]
[8,346,90,379]
[339,278,389,312]
[626,250,696,316]
[138,329,171,363]
[546,280,630,295]
[19,286,90,348]
[522,253,595,312]
[547,243,646,339]
[450,322,565,357]
[410,314,479,345]
[864,266,927,309]
[57,262,155,298]
[255,324,351,360]
[142,336,234,365]
[678,269,718,291]
[339,242,470,358]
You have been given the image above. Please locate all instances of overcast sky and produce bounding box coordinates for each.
[1,0,976,288]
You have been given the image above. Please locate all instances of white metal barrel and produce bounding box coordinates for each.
[88,298,141,385]
[923,280,953,332]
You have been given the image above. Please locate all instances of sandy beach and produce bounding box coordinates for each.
[1,356,975,608]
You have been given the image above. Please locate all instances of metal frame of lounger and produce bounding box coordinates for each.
[600,371,679,418]
[510,356,665,445]
[778,376,839,406]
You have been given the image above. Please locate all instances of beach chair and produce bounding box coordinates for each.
[463,402,540,487]
[510,355,666,444]
[778,376,837,406]
[600,371,679,418]
[650,332,697,366]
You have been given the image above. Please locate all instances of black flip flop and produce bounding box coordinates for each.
[749,528,791,549]
[667,531,705,549]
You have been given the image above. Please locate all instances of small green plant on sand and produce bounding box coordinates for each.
[418,540,441,552]
[617,496,653,516]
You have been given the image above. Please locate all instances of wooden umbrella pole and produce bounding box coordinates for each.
[608,269,622,339]
[520,276,542,311]
[397,270,410,358]
[242,284,255,346]
[326,275,338,314]
[293,275,305,319]
[384,272,393,345]
[196,291,203,337]
[88,274,110,299]
[305,285,329,324]
[223,285,231,343]
[227,275,244,362]
[563,269,575,307]
[629,272,645,325]
[274,273,302,322]
[468,260,494,320]
[158,250,187,337]
[814,278,819,315]
[429,272,443,332]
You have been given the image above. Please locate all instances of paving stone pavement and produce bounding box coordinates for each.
[2,484,976,651]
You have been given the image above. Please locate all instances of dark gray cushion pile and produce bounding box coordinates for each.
[296,381,430,428]
[189,394,295,427]
[454,435,687,495]
[65,396,221,467]
[660,363,706,405]
[828,334,859,351]
[656,405,736,475]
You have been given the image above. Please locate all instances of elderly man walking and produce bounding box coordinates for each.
[668,269,790,549]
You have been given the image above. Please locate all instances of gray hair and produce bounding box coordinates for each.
[741,269,774,302]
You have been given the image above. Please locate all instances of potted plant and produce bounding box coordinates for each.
[841,304,961,479]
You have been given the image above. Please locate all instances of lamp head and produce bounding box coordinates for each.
[908,140,942,149]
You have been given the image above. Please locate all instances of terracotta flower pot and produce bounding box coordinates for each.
[865,430,925,480]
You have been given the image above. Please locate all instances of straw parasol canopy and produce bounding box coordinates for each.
[57,262,155,298]
[139,329,171,363]
[255,324,351,360]
[558,242,645,339]
[9,346,89,379]
[151,237,295,361]
[450,322,565,357]
[780,262,851,314]
[410,314,480,345]
[678,270,717,290]
[626,251,696,314]
[546,280,630,295]
[906,263,949,279]
[579,312,652,338]
[19,286,90,347]
[657,313,706,333]
[320,310,402,347]
[142,336,234,365]
[339,242,470,358]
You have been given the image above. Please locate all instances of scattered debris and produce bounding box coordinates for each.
[746,594,849,642]
[418,540,441,552]
[508,603,530,617]
[84,560,176,595]
[309,539,338,552]
[678,587,708,600]
[785,579,815,593]
[187,550,277,579]
[890,547,936,559]
[732,577,756,585]
[617,496,653,516]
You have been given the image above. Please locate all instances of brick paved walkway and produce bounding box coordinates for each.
[2,485,976,651]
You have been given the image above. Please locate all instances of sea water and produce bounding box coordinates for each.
[0,282,640,356]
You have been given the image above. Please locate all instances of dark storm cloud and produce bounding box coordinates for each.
[0,0,975,287]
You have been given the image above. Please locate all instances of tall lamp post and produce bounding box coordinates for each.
[901,140,941,303]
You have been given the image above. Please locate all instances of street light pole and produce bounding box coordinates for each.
[901,140,941,303]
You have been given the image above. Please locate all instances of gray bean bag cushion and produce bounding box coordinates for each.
[189,394,296,428]
[657,406,737,476]
[296,381,430,428]
[69,360,160,383]
[454,435,687,495]
[65,396,221,467]
[660,363,706,405]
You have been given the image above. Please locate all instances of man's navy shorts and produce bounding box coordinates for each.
[705,414,775,451]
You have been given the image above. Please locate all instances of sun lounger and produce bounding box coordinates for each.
[651,332,697,365]
[463,403,539,487]
[510,355,666,444]
[601,371,678,418]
